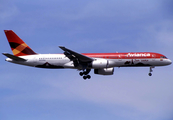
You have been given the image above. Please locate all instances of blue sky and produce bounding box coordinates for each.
[1,0,173,120]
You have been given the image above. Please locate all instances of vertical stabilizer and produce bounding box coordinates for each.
[4,30,36,56]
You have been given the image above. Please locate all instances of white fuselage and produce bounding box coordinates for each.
[5,54,172,69]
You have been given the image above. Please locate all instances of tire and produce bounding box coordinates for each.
[83,76,87,80]
[87,75,91,79]
[148,73,152,76]
[79,72,83,76]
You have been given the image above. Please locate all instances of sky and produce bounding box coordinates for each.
[0,0,173,120]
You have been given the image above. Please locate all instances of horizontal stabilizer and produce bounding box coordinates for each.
[2,53,27,61]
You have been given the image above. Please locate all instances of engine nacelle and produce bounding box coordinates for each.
[94,67,114,75]
[91,59,108,68]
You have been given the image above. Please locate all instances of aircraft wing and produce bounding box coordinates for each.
[2,53,27,61]
[59,46,94,62]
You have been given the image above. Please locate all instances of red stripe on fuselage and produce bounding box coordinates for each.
[83,52,167,59]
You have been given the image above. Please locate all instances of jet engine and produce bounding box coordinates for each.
[94,67,114,75]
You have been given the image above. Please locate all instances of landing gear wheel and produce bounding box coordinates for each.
[83,76,87,80]
[83,72,88,75]
[87,75,91,79]
[79,72,83,76]
[80,69,91,80]
[148,66,154,76]
[148,73,152,76]
[83,75,91,80]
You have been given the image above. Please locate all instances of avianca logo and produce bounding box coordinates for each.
[127,53,150,57]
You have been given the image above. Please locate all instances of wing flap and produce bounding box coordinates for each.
[2,53,27,61]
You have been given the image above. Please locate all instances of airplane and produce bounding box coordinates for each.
[2,30,172,79]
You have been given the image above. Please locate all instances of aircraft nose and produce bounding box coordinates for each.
[167,59,172,65]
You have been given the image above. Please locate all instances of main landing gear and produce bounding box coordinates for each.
[148,66,155,76]
[79,69,91,80]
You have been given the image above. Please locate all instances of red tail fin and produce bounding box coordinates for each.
[4,30,37,56]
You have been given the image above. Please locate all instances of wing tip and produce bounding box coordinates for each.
[2,53,8,55]
[59,46,66,50]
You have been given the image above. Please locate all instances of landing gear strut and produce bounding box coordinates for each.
[148,66,154,76]
[79,69,91,80]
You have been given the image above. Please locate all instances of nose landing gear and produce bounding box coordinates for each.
[148,72,152,76]
[148,66,155,76]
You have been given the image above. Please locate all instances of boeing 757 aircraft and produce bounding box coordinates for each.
[3,30,172,79]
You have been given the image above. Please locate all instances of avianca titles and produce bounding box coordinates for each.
[3,30,172,79]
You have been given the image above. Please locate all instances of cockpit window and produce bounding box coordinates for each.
[160,56,167,58]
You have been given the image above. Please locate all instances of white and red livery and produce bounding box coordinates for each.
[3,30,172,79]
